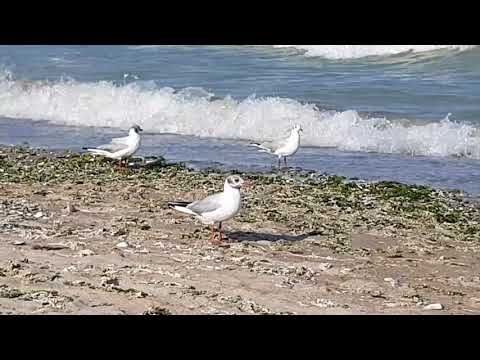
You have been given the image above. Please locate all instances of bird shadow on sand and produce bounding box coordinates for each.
[226,230,321,243]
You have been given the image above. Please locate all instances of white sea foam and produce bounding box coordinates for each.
[127,45,165,50]
[272,45,478,59]
[0,70,479,159]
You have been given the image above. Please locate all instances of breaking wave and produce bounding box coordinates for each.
[0,69,479,159]
[272,45,478,59]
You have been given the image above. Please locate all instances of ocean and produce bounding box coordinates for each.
[1,45,479,193]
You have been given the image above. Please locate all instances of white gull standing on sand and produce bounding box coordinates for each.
[168,175,251,244]
[83,125,143,170]
[250,124,303,168]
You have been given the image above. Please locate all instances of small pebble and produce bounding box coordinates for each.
[384,277,398,288]
[63,265,78,272]
[256,240,272,246]
[101,277,119,286]
[66,203,79,213]
[33,211,43,218]
[424,303,444,310]
[78,249,95,257]
[318,263,333,271]
[385,303,399,308]
[112,229,127,236]
[135,248,150,254]
[116,242,129,249]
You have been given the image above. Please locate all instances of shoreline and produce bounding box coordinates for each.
[1,145,480,314]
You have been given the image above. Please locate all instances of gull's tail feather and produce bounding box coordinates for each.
[249,143,272,153]
[168,201,197,216]
[168,201,191,208]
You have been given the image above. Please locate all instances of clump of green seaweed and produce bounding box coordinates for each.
[142,306,173,315]
[0,146,183,185]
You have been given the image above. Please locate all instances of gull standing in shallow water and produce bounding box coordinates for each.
[168,175,251,244]
[250,124,303,168]
[83,125,143,170]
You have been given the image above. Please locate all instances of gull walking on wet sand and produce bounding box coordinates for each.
[250,124,303,168]
[83,125,143,170]
[168,175,251,244]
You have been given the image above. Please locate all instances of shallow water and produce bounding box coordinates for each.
[2,117,480,194]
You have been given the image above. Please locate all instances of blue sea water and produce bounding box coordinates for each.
[0,45,479,193]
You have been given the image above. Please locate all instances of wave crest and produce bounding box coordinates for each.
[272,45,478,59]
[0,70,479,159]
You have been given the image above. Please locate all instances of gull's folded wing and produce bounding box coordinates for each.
[97,136,130,152]
[187,192,224,215]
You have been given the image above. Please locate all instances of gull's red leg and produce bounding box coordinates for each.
[210,225,216,243]
[120,159,128,172]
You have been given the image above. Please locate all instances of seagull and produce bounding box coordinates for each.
[250,124,303,168]
[168,175,251,244]
[83,125,143,170]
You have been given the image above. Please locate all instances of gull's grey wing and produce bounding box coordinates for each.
[97,143,129,152]
[110,136,130,145]
[97,136,130,151]
[187,192,224,215]
[260,134,289,152]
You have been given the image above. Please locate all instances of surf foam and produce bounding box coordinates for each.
[273,45,478,59]
[0,70,479,159]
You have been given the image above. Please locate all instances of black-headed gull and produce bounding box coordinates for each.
[250,124,303,168]
[83,125,143,170]
[168,175,251,244]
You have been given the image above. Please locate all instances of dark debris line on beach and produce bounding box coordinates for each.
[1,145,479,250]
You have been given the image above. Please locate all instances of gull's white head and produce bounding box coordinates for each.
[130,124,143,135]
[226,175,245,189]
[225,175,254,190]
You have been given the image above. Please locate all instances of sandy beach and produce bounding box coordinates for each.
[1,146,480,315]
